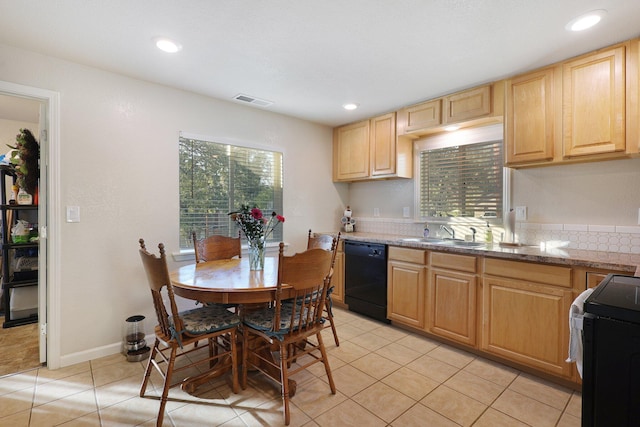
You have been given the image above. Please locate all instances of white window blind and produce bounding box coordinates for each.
[179,136,283,249]
[418,139,503,219]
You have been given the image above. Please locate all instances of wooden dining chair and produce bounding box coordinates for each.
[138,238,241,427]
[308,229,341,346]
[241,242,336,426]
[192,231,241,263]
[192,230,242,315]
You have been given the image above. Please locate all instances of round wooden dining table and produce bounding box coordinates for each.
[170,255,298,395]
[170,256,292,306]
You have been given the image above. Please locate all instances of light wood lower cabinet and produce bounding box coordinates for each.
[331,242,344,303]
[482,259,573,378]
[387,247,427,328]
[427,252,478,346]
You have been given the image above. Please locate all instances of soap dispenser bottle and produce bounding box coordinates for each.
[423,223,430,238]
[485,222,493,245]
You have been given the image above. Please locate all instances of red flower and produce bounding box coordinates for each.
[276,215,285,223]
[250,208,263,220]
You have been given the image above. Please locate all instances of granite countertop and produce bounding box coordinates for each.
[334,232,640,273]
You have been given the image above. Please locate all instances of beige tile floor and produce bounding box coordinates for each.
[0,307,582,426]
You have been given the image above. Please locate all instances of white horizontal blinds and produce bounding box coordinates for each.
[179,136,283,249]
[419,140,503,218]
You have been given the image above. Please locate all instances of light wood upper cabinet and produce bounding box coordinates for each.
[370,113,397,176]
[333,112,412,182]
[400,99,442,133]
[505,66,559,165]
[427,252,478,346]
[505,39,639,167]
[387,246,427,328]
[397,83,504,137]
[444,85,492,124]
[333,120,370,181]
[563,45,626,157]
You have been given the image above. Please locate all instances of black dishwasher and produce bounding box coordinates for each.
[344,241,389,323]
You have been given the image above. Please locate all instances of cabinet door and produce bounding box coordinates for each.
[387,260,426,328]
[444,85,491,123]
[505,67,557,164]
[563,45,626,157]
[333,120,370,181]
[370,113,396,176]
[482,276,572,378]
[398,99,442,134]
[331,250,344,303]
[428,268,477,346]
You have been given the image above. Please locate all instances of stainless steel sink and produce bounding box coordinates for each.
[400,237,447,243]
[400,237,484,247]
[444,240,486,248]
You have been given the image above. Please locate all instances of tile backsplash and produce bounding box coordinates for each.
[353,217,640,254]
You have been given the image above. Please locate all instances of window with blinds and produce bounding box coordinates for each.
[179,135,283,249]
[415,124,504,220]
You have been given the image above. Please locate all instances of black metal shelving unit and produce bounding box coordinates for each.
[0,167,38,328]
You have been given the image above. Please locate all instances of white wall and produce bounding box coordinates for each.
[0,42,349,365]
[349,155,640,227]
[0,118,39,151]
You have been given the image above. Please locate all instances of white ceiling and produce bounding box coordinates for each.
[0,0,639,127]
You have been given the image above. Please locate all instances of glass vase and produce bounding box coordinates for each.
[248,239,265,271]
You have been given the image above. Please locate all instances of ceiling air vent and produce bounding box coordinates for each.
[233,94,273,107]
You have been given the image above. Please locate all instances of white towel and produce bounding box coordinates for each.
[566,288,593,379]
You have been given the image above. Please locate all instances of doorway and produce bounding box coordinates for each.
[0,82,58,374]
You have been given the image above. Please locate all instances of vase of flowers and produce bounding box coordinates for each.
[228,205,285,270]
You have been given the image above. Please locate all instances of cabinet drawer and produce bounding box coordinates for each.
[388,246,427,264]
[431,251,477,273]
[484,258,571,287]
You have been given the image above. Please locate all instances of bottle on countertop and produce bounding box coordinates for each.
[423,223,430,238]
[485,222,493,244]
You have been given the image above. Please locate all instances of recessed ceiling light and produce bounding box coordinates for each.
[155,37,182,53]
[343,103,359,111]
[566,10,607,32]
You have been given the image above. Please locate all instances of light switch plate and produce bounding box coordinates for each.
[373,208,380,217]
[402,207,410,218]
[66,205,80,223]
[515,206,527,221]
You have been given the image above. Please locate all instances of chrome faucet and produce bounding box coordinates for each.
[440,225,455,240]
[470,227,477,242]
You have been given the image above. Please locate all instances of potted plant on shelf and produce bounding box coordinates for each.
[7,128,39,204]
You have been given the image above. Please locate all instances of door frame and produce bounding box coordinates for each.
[0,80,61,369]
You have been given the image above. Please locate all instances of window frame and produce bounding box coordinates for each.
[413,124,510,225]
[178,132,285,251]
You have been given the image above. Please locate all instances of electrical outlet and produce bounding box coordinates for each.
[402,207,410,218]
[638,208,640,225]
[66,206,80,223]
[515,206,527,221]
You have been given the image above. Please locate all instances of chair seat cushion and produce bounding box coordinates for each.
[243,302,320,339]
[172,304,240,335]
